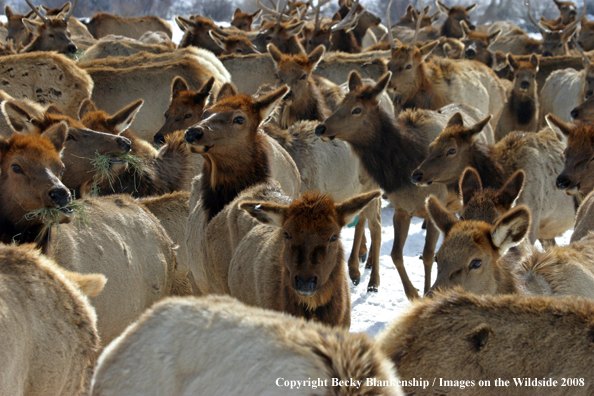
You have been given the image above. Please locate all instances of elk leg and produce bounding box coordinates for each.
[347,214,366,285]
[422,218,440,295]
[391,209,419,300]
[359,232,368,263]
[365,197,382,293]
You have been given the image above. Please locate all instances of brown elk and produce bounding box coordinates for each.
[495,54,540,140]
[3,101,132,199]
[231,7,262,31]
[395,4,439,29]
[251,1,306,55]
[379,291,594,396]
[85,12,172,40]
[0,127,71,249]
[526,0,585,57]
[577,19,594,51]
[79,99,195,197]
[459,21,501,67]
[337,0,381,47]
[176,15,226,55]
[436,0,477,38]
[412,112,575,245]
[208,30,259,55]
[154,77,215,146]
[570,92,594,121]
[20,0,79,54]
[4,6,35,46]
[549,114,594,197]
[541,0,578,26]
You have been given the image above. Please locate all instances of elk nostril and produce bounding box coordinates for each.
[67,44,77,53]
[521,81,530,89]
[185,127,204,144]
[314,124,326,136]
[469,24,476,30]
[465,49,475,57]
[411,170,423,184]
[117,137,131,152]
[48,188,71,207]
[295,276,317,292]
[153,134,166,146]
[556,176,571,190]
[571,109,579,119]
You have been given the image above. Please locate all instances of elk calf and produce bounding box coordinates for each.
[231,7,261,31]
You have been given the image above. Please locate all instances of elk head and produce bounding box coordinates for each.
[508,54,539,99]
[154,76,215,146]
[4,5,35,47]
[570,94,594,122]
[460,21,501,64]
[240,190,380,297]
[209,30,260,55]
[426,195,531,296]
[231,7,262,31]
[396,4,438,29]
[252,19,306,54]
[437,0,477,38]
[411,112,492,187]
[337,0,381,40]
[21,0,79,54]
[577,19,594,51]
[553,0,578,25]
[176,15,225,55]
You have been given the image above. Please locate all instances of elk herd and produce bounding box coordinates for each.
[1,0,594,394]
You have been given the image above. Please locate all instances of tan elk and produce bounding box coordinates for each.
[91,295,404,396]
[412,113,575,245]
[436,0,477,38]
[378,291,594,396]
[20,0,80,54]
[395,4,438,29]
[85,12,172,40]
[4,6,35,46]
[459,20,502,68]
[231,7,262,31]
[176,15,228,55]
[78,36,174,62]
[208,30,260,55]
[495,54,540,140]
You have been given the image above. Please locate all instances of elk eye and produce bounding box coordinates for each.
[236,49,244,53]
[233,116,244,124]
[352,108,361,114]
[184,114,192,119]
[330,234,338,242]
[284,232,291,239]
[66,133,75,141]
[49,34,55,38]
[274,73,279,79]
[266,36,272,40]
[405,64,412,69]
[447,148,456,155]
[532,74,536,78]
[469,259,482,270]
[300,74,307,80]
[60,166,65,176]
[11,164,23,174]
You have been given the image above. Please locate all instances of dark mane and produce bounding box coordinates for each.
[509,94,537,126]
[469,141,507,189]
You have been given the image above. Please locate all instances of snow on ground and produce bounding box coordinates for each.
[342,198,573,337]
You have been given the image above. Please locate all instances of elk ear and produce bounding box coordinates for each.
[369,72,392,99]
[285,21,306,37]
[405,4,414,15]
[430,11,441,24]
[41,121,68,154]
[460,167,482,206]
[61,269,106,297]
[171,76,189,97]
[490,205,531,253]
[546,113,573,137]
[254,85,289,120]
[45,104,64,115]
[466,3,477,12]
[496,170,525,210]
[267,43,283,64]
[446,112,464,128]
[196,77,215,101]
[78,99,97,120]
[529,54,539,72]
[436,0,450,14]
[2,101,37,134]
[22,18,43,35]
[240,201,287,227]
[107,99,143,134]
[216,83,238,102]
[332,12,341,22]
[209,30,226,50]
[426,195,458,236]
[420,40,439,62]
[466,115,492,137]
[460,20,471,37]
[487,29,501,44]
[250,10,262,19]
[234,7,242,16]
[506,53,518,71]
[4,5,13,18]
[307,45,325,69]
[175,16,194,32]
[336,190,382,226]
[348,71,363,92]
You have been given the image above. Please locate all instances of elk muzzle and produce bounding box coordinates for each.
[153,133,166,146]
[314,124,334,141]
[556,173,579,193]
[185,126,204,144]
[67,43,77,53]
[571,108,580,119]
[294,275,317,297]
[48,186,71,208]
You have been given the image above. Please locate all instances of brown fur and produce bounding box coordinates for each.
[395,5,439,29]
[489,29,543,55]
[436,1,477,38]
[578,19,594,51]
[460,22,501,67]
[0,243,104,396]
[0,52,93,118]
[91,295,403,396]
[231,7,261,31]
[337,0,381,47]
[570,93,594,122]
[571,188,594,242]
[209,30,259,55]
[21,16,78,54]
[4,5,34,47]
[252,19,306,55]
[414,114,575,244]
[78,36,174,62]
[85,13,172,40]
[176,15,225,55]
[378,290,594,395]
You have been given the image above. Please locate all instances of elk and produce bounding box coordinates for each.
[549,114,594,198]
[0,243,105,396]
[314,71,495,300]
[85,12,172,40]
[252,0,306,54]
[395,4,439,29]
[231,7,262,31]
[384,0,506,132]
[91,295,404,396]
[154,77,215,146]
[436,0,477,38]
[176,15,226,55]
[542,0,578,26]
[488,28,543,56]
[571,189,594,242]
[577,19,594,51]
[494,54,540,140]
[569,92,594,122]
[337,0,381,47]
[378,291,594,396]
[329,8,363,53]
[459,20,501,68]
[208,30,260,55]
[526,0,585,57]
[412,112,575,245]
[4,6,35,46]
[20,0,79,54]
[78,36,175,62]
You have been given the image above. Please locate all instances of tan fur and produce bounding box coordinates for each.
[378,290,594,395]
[0,52,93,118]
[85,13,172,40]
[572,189,594,242]
[577,20,594,51]
[0,90,47,138]
[0,243,104,396]
[50,195,176,347]
[78,35,174,62]
[489,29,543,55]
[80,50,226,142]
[92,295,403,396]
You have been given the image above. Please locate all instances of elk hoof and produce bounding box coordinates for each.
[359,252,368,263]
[365,262,372,269]
[367,286,378,293]
[351,277,360,286]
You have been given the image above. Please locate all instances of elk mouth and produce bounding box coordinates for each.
[320,136,335,142]
[295,289,317,298]
[108,156,128,165]
[59,207,75,215]
[564,183,580,195]
[187,143,214,154]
